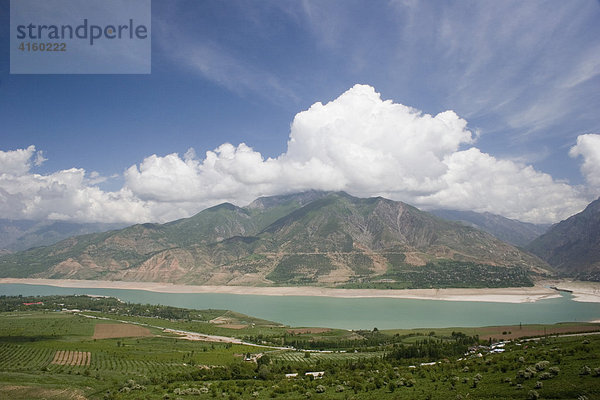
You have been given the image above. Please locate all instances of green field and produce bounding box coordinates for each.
[0,295,599,399]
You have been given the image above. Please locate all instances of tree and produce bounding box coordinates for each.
[257,354,270,367]
[258,365,270,380]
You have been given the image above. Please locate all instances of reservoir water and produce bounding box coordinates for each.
[1,283,598,330]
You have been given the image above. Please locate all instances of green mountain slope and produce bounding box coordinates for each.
[0,192,550,287]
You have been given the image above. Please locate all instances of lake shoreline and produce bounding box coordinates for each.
[2,277,598,303]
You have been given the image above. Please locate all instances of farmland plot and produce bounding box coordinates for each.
[51,350,90,366]
[92,323,152,339]
[0,343,54,370]
[272,350,383,364]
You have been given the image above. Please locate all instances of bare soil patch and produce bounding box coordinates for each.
[51,350,91,366]
[0,386,87,400]
[287,328,332,334]
[92,323,153,339]
[209,316,232,324]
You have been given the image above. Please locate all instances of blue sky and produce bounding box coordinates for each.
[0,0,599,224]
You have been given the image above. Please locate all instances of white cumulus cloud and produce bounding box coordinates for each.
[122,84,589,223]
[0,146,42,175]
[417,148,583,222]
[570,133,600,190]
[0,147,151,223]
[0,85,594,224]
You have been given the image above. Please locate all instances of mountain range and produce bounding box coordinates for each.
[0,191,553,288]
[527,197,600,281]
[429,210,549,247]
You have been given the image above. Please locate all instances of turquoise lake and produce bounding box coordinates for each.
[1,283,599,330]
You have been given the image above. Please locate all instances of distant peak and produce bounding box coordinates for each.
[245,190,332,210]
[207,202,239,211]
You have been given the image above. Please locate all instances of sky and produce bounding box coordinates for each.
[0,0,599,225]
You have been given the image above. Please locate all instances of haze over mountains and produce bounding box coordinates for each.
[430,210,549,248]
[0,191,556,288]
[0,220,126,254]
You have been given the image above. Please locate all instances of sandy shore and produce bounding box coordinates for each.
[2,277,594,303]
[539,279,600,303]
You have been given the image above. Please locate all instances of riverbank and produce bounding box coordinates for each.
[539,279,600,303]
[3,277,597,303]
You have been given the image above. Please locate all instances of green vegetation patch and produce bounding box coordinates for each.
[343,260,534,289]
[338,252,373,275]
[384,252,406,267]
[267,254,334,284]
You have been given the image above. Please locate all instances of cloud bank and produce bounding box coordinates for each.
[0,146,149,223]
[1,85,597,224]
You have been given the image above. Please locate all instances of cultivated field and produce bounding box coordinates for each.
[0,385,86,400]
[271,350,382,364]
[383,322,600,341]
[219,324,248,329]
[92,323,153,339]
[287,328,331,334]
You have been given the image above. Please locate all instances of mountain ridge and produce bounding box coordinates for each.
[0,191,551,288]
[430,209,550,247]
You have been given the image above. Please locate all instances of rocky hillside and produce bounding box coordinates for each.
[0,192,550,288]
[430,209,549,247]
[527,197,600,281]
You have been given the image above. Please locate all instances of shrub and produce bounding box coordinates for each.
[535,361,550,371]
[580,366,591,376]
[523,366,537,379]
[528,390,540,400]
[315,385,326,393]
[538,372,552,380]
